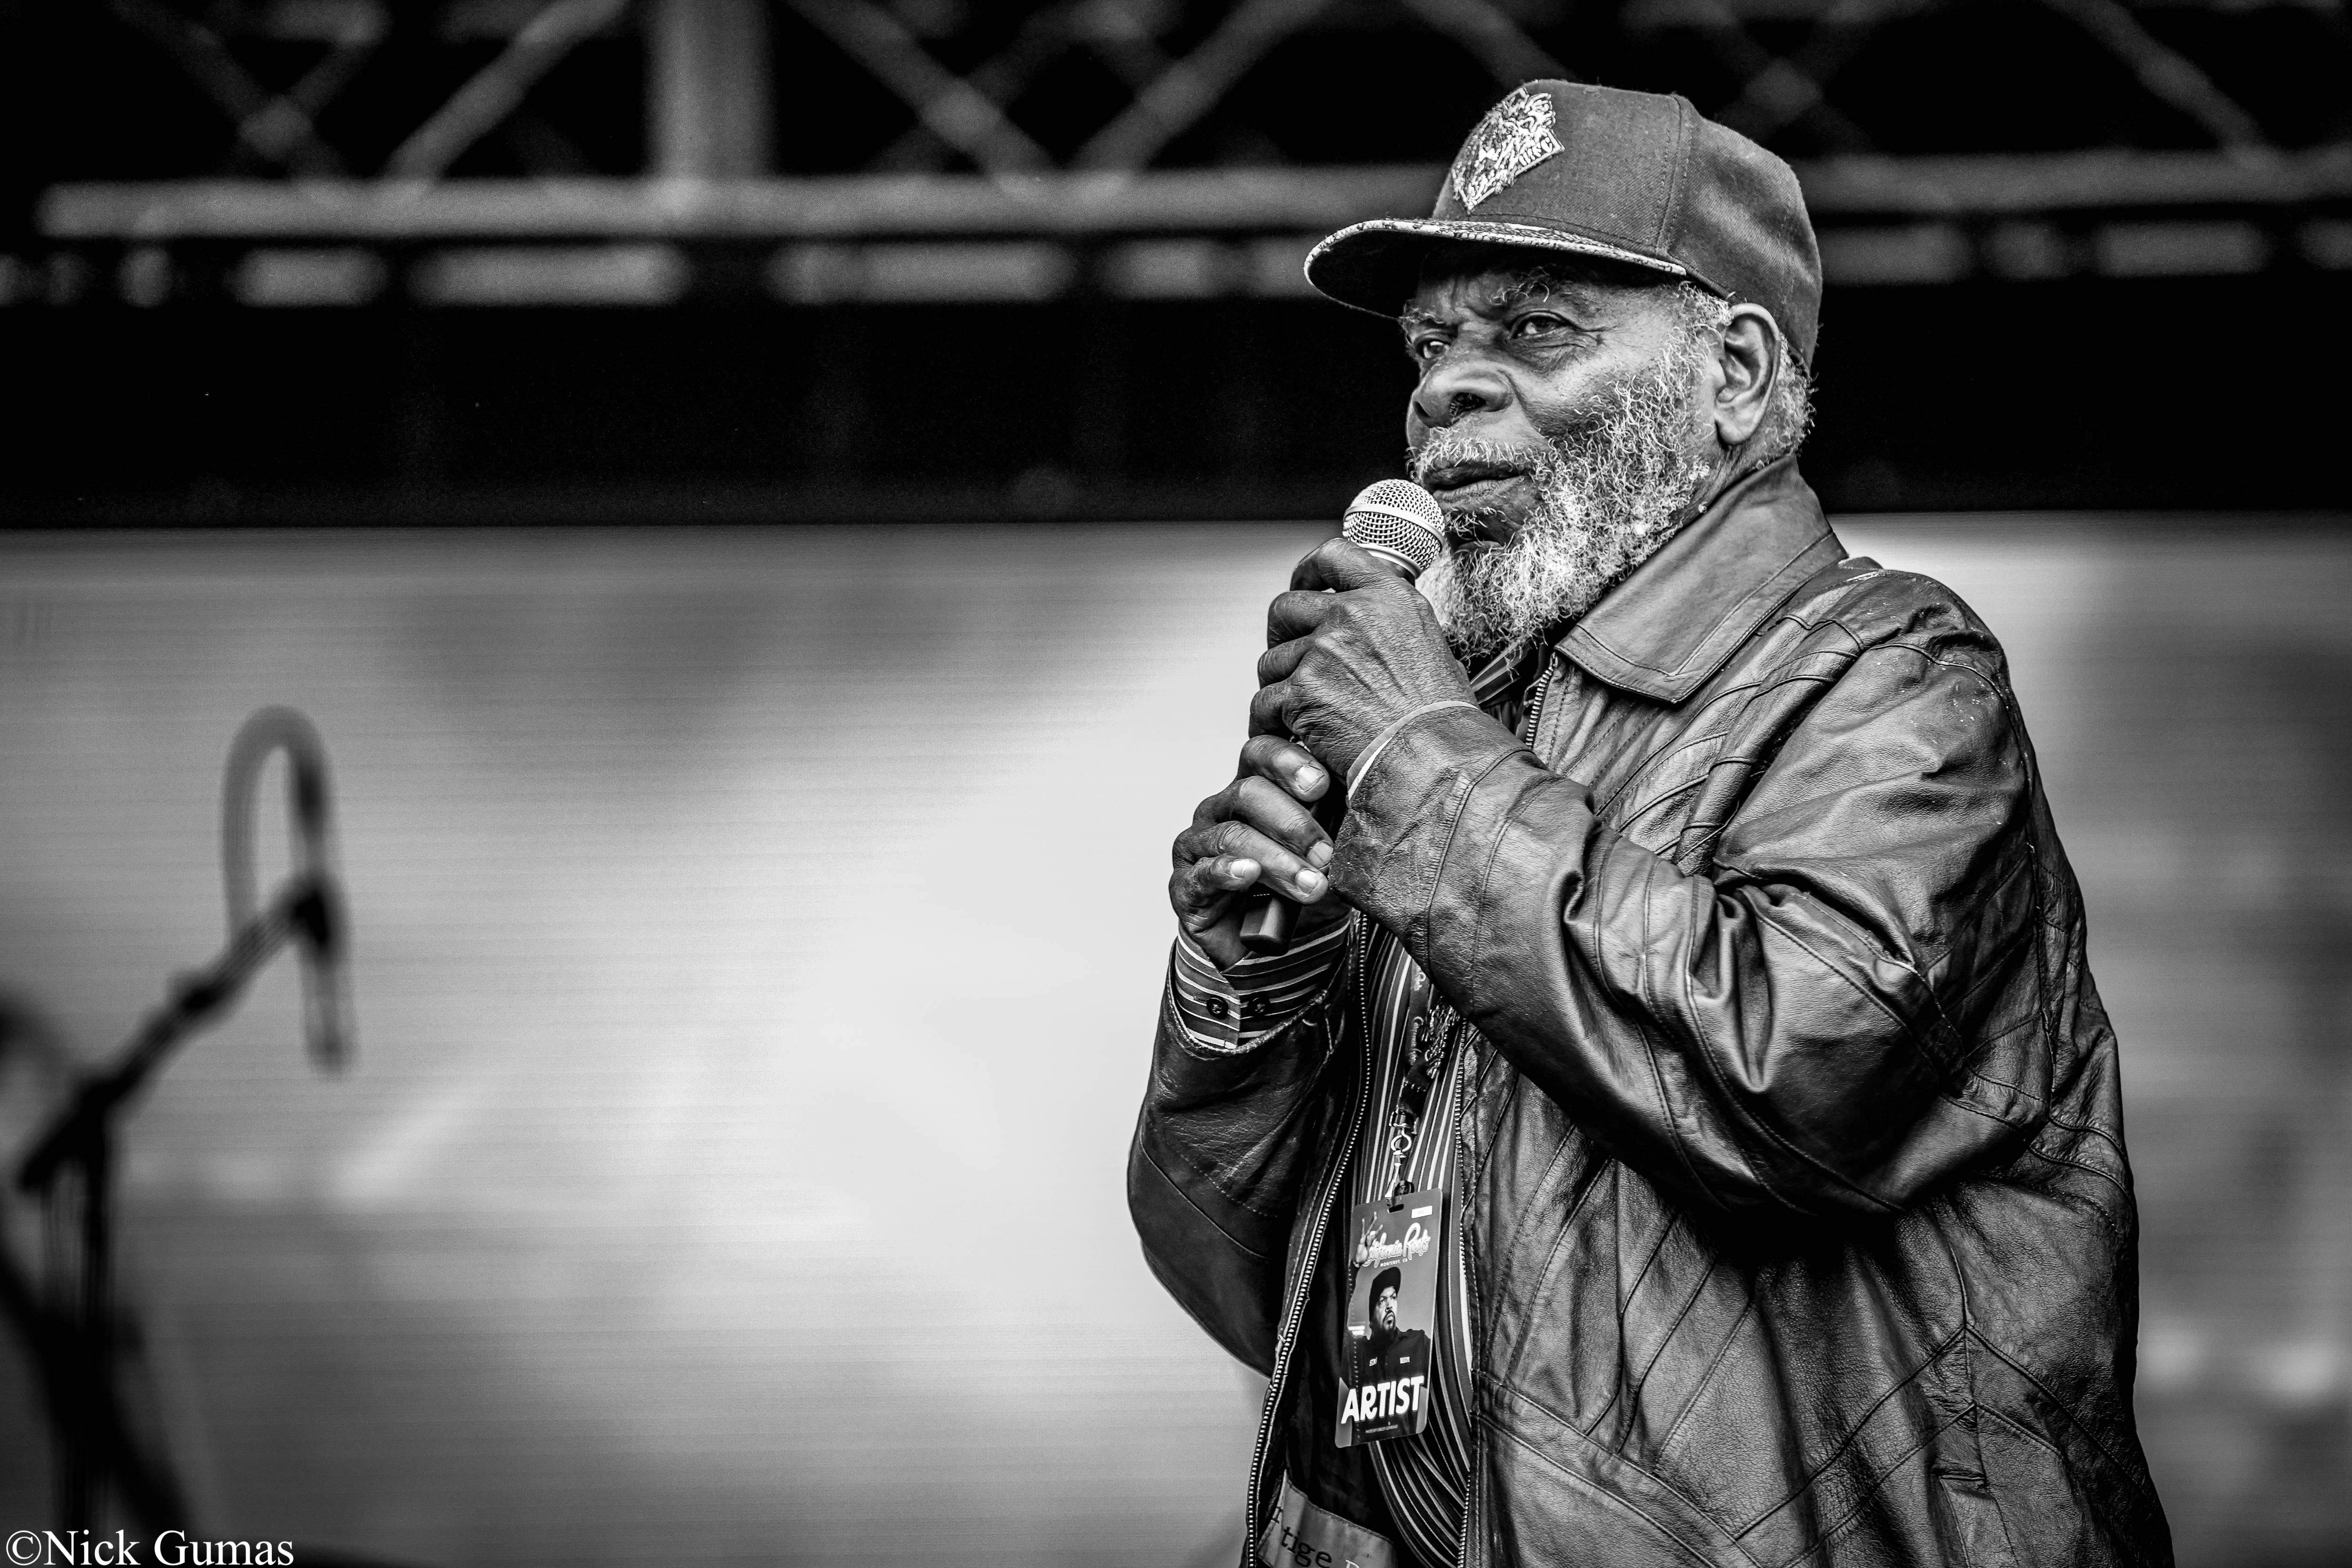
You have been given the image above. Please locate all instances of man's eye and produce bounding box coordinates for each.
[1409,336,1447,362]
[1511,312,1569,338]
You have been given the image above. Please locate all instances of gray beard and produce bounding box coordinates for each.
[1410,350,1716,663]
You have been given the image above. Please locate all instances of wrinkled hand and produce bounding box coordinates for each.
[1251,538,1475,785]
[1169,736,1348,971]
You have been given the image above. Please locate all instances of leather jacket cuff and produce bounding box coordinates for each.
[1345,699,1485,802]
[1328,703,1532,967]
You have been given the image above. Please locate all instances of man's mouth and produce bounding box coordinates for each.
[1420,461,1530,507]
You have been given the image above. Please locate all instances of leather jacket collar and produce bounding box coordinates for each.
[1556,456,1847,704]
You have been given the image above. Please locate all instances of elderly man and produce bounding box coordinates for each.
[1130,82,2170,1568]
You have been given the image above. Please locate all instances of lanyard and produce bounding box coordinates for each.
[1381,999,1457,1206]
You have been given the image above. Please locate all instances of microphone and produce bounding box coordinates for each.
[1238,480,1447,956]
[287,756,353,1073]
[222,707,353,1070]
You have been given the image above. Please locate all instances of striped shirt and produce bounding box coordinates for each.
[1168,919,1353,1055]
[1166,638,1549,1566]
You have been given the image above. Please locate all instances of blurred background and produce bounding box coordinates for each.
[0,1,2347,1564]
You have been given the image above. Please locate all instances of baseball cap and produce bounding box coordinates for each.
[1306,81,1823,365]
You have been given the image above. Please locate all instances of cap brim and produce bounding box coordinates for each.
[1305,217,1691,317]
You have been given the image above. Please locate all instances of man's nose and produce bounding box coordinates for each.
[1412,348,1510,430]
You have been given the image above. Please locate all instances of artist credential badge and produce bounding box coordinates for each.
[1448,86,1564,210]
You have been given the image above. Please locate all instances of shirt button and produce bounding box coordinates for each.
[1204,997,1230,1019]
[1243,996,1268,1018]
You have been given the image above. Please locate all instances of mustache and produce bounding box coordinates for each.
[1409,431,1551,484]
[1407,407,1621,524]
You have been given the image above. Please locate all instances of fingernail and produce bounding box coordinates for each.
[1297,869,1326,896]
[1296,767,1324,793]
[1308,843,1334,869]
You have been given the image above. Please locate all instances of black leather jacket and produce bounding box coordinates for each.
[1130,460,2171,1567]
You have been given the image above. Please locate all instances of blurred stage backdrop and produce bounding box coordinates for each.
[2,2,2349,1566]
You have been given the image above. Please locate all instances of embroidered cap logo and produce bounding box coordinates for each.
[1447,85,1564,210]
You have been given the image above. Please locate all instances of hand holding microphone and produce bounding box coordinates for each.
[1240,482,1458,953]
[1167,482,1460,967]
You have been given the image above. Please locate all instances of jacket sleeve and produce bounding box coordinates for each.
[1128,935,1352,1373]
[1330,617,2050,1222]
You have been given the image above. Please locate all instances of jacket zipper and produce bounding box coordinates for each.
[1445,657,1546,1568]
[1452,1028,1482,1568]
[1519,655,1554,748]
[1245,665,1549,1568]
[1237,919,1375,1568]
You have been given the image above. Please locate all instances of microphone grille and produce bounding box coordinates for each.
[1343,479,1446,581]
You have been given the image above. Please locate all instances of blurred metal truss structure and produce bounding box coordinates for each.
[9,0,2352,304]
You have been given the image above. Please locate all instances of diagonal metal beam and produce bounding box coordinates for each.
[108,0,350,175]
[1074,0,1338,171]
[1071,0,1186,93]
[383,0,629,182]
[870,0,1192,173]
[1711,0,1907,145]
[2035,0,2269,149]
[1398,0,1576,87]
[284,24,387,126]
[785,0,1053,176]
[870,3,1090,172]
[268,2,390,164]
[1666,0,1880,151]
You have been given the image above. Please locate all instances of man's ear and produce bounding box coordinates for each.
[1713,305,1780,450]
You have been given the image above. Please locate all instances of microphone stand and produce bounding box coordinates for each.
[8,708,351,1533]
